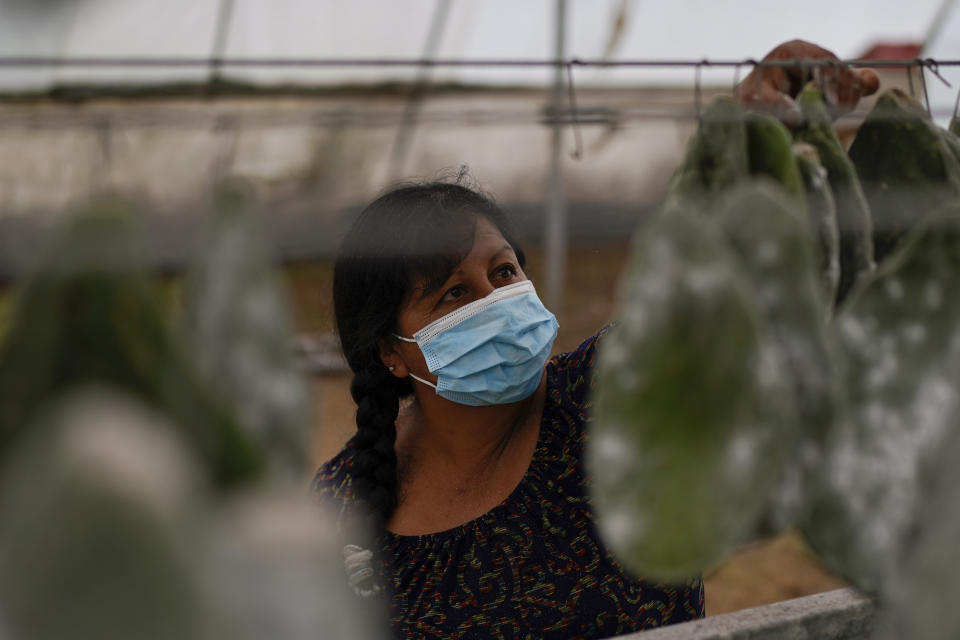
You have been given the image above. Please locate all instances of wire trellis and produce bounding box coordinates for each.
[0,56,956,70]
[1,57,958,129]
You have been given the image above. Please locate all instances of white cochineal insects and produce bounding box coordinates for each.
[713,179,842,530]
[803,203,960,598]
[180,182,310,480]
[0,391,387,640]
[878,397,960,640]
[794,83,875,305]
[793,143,841,305]
[589,204,795,581]
[0,391,212,640]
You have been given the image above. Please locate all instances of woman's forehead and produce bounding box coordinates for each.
[471,217,511,252]
[404,217,515,297]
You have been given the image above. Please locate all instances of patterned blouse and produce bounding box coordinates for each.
[313,329,705,639]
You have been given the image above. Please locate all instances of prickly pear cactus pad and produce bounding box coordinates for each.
[0,208,264,489]
[795,83,874,305]
[209,491,388,640]
[744,112,806,204]
[663,97,749,210]
[848,88,960,265]
[0,391,210,640]
[589,206,792,581]
[181,183,309,479]
[794,143,841,303]
[0,390,387,640]
[802,203,960,595]
[714,180,841,526]
[877,413,960,640]
[937,124,960,169]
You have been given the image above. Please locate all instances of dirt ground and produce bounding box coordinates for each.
[289,240,848,617]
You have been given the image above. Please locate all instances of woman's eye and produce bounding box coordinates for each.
[440,285,466,303]
[494,264,517,281]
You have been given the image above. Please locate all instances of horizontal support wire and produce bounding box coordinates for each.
[7,103,960,130]
[1,56,957,129]
[0,56,956,69]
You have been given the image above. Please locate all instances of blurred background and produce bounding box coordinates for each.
[1,0,959,621]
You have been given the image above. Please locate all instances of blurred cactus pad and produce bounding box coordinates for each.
[0,192,383,639]
[0,200,268,489]
[180,182,310,479]
[589,91,960,614]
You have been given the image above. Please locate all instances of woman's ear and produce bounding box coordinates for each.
[377,336,409,379]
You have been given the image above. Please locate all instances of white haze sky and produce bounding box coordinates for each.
[0,0,952,91]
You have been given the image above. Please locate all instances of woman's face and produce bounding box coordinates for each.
[383,215,527,384]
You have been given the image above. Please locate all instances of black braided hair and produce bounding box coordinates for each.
[332,177,525,530]
[348,366,405,528]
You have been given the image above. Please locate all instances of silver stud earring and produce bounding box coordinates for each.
[388,365,395,372]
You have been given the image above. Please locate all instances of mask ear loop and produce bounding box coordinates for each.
[388,334,436,388]
[407,372,438,390]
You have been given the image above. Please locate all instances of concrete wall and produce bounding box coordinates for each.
[625,588,874,640]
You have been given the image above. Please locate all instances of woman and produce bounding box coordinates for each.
[315,41,878,638]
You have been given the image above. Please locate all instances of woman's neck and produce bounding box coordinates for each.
[387,372,547,535]
[399,372,546,475]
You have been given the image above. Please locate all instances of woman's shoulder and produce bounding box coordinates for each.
[545,323,614,409]
[311,439,359,511]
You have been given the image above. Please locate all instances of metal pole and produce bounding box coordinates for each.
[545,0,567,312]
[388,0,453,181]
[210,0,236,83]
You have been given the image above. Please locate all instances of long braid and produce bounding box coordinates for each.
[341,364,410,598]
[349,365,405,528]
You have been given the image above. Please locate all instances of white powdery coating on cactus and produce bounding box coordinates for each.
[59,391,200,516]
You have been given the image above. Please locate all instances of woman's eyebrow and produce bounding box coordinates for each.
[489,245,515,262]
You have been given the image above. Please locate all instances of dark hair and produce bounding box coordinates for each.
[333,180,526,531]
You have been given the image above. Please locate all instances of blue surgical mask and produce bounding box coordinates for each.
[393,280,558,406]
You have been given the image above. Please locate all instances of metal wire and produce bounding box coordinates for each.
[0,56,958,69]
[2,56,957,130]
[4,101,957,131]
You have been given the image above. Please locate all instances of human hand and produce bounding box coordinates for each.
[736,39,880,125]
